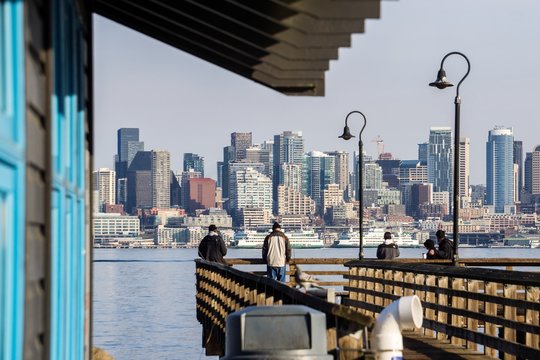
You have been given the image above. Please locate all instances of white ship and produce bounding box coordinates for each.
[332,228,418,248]
[232,229,324,249]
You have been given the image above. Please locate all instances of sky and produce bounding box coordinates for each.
[93,0,540,185]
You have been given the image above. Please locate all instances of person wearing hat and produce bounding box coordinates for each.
[262,222,291,281]
[376,232,400,260]
[198,224,227,265]
[427,230,454,260]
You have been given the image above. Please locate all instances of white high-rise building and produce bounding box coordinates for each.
[92,168,116,208]
[151,150,171,209]
[230,167,272,213]
[459,138,471,207]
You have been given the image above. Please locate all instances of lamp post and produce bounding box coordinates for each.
[429,52,470,265]
[339,111,367,260]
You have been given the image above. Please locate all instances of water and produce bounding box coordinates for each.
[92,247,540,359]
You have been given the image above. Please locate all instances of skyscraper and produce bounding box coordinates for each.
[326,150,350,192]
[246,142,273,178]
[126,151,152,213]
[305,151,335,207]
[183,153,205,176]
[513,140,523,201]
[151,150,171,209]
[181,169,202,210]
[231,132,253,161]
[187,178,216,214]
[486,127,514,213]
[116,128,144,179]
[418,142,428,164]
[92,168,116,209]
[524,145,540,197]
[229,167,272,216]
[459,138,471,206]
[428,127,453,197]
[273,131,304,205]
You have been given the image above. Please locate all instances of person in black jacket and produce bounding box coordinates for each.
[423,239,438,259]
[376,232,400,260]
[198,224,227,265]
[427,230,454,260]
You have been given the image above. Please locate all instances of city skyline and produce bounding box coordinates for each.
[94,0,540,185]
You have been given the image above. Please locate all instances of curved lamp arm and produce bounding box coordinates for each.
[439,52,471,98]
[345,111,367,140]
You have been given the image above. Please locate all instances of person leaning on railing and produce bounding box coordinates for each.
[376,232,400,260]
[262,222,291,282]
[427,230,454,260]
[198,224,227,265]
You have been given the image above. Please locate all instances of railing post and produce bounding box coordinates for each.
[503,284,517,360]
[484,281,498,357]
[466,280,479,351]
[526,286,540,350]
[451,277,465,346]
[436,276,449,341]
[425,275,437,338]
[289,262,296,287]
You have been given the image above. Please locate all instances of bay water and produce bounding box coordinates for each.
[93,247,539,359]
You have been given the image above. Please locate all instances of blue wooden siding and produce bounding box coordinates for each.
[0,1,25,359]
[50,0,87,358]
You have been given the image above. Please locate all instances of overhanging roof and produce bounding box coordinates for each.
[93,0,383,96]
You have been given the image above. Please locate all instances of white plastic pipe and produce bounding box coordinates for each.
[370,295,423,360]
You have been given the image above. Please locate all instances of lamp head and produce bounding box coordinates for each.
[429,69,454,89]
[338,125,355,140]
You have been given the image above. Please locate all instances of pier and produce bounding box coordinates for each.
[196,258,540,359]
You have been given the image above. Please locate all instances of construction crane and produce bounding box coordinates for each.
[372,136,384,159]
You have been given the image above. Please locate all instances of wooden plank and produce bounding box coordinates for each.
[425,275,437,338]
[503,284,517,360]
[484,282,498,358]
[437,276,449,341]
[451,278,466,346]
[467,280,480,351]
[526,286,540,349]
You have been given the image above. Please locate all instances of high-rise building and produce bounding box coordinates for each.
[181,169,202,209]
[216,161,224,188]
[170,171,181,207]
[326,151,349,191]
[151,150,171,209]
[273,131,304,203]
[115,128,144,179]
[428,127,453,197]
[376,159,401,189]
[524,146,540,197]
[305,151,335,207]
[513,140,523,201]
[231,132,253,161]
[126,151,152,213]
[418,142,428,164]
[183,153,205,176]
[229,167,272,216]
[459,137,471,206]
[92,168,116,209]
[323,184,343,214]
[277,185,316,216]
[486,127,514,213]
[187,178,216,214]
[246,143,273,178]
[364,163,383,190]
[280,163,303,193]
[221,146,235,198]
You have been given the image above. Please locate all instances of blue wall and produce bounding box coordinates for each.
[0,1,25,359]
[50,0,87,358]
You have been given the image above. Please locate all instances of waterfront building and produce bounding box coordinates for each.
[183,153,205,177]
[514,140,524,201]
[277,185,316,216]
[241,207,272,228]
[428,127,453,198]
[486,127,514,213]
[231,132,253,161]
[180,209,233,229]
[151,150,171,209]
[93,168,116,209]
[93,213,140,245]
[187,178,216,214]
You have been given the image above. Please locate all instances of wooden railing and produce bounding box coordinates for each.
[344,260,540,360]
[195,259,373,358]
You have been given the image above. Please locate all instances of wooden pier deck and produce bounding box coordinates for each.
[196,258,540,359]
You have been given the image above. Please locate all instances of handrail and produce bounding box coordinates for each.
[195,259,373,358]
[344,261,540,359]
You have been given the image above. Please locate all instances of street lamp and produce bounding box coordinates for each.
[339,111,367,260]
[429,51,471,265]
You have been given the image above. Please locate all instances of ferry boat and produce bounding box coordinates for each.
[232,229,324,248]
[332,228,418,248]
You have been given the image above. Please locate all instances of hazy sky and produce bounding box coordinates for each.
[94,0,540,185]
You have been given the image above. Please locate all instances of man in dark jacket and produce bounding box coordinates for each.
[376,232,400,259]
[198,224,227,265]
[428,230,454,260]
[262,222,291,281]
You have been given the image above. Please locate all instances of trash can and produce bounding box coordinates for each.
[222,305,333,359]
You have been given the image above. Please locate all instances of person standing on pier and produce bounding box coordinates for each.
[376,232,400,259]
[262,222,291,282]
[428,230,454,260]
[198,224,227,265]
